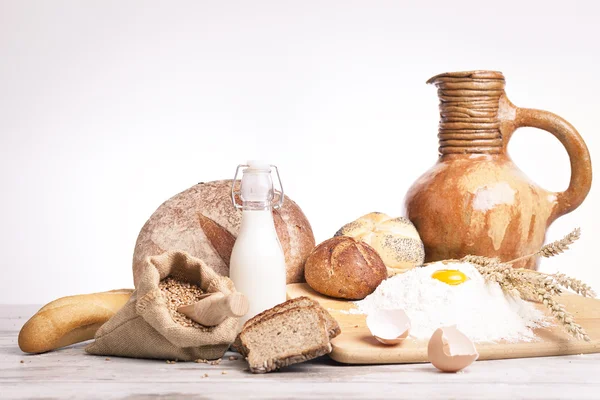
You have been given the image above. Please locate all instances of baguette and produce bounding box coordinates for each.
[18,289,133,354]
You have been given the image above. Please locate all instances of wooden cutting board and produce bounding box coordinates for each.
[286,283,600,364]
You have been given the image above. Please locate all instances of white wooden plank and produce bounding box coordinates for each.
[1,305,599,400]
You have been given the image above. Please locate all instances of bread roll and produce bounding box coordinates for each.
[133,180,315,284]
[304,237,387,300]
[335,212,425,275]
[18,289,132,354]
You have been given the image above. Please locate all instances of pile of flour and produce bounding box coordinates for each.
[351,261,549,342]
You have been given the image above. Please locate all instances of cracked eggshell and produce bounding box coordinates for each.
[428,326,479,372]
[366,309,411,345]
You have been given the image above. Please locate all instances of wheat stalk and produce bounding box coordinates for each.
[534,287,590,341]
[553,273,597,298]
[510,228,581,265]
[539,228,581,257]
[461,255,502,268]
[460,228,593,341]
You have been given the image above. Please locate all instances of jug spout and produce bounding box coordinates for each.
[426,70,505,85]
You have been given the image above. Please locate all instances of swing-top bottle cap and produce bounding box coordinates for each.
[245,160,271,172]
[240,161,274,204]
[231,161,284,210]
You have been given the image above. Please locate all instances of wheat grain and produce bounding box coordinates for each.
[159,277,208,330]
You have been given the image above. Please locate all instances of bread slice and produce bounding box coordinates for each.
[239,305,332,373]
[245,296,340,338]
[232,297,340,355]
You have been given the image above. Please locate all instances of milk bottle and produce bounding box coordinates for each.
[229,161,287,329]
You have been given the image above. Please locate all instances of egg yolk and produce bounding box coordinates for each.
[431,269,468,285]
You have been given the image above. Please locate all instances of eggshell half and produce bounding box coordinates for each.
[428,326,479,372]
[366,309,411,345]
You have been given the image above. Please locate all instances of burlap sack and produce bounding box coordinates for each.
[86,251,238,361]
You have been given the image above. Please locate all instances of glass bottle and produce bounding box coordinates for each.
[229,161,287,329]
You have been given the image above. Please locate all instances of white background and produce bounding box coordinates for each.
[1,0,598,304]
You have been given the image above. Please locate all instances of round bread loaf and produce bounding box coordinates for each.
[335,212,425,276]
[133,180,315,284]
[304,236,387,300]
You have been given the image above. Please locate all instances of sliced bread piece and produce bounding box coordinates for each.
[239,305,332,373]
[245,296,341,338]
[232,297,340,355]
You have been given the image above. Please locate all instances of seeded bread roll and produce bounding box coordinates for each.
[18,289,133,354]
[335,212,425,276]
[304,236,387,300]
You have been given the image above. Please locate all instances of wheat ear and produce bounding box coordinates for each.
[510,228,581,265]
[535,287,590,341]
[553,273,597,298]
[461,229,593,341]
[538,228,581,257]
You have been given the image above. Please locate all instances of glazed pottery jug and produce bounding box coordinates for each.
[404,71,592,269]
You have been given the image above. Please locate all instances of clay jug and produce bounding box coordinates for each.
[404,71,592,269]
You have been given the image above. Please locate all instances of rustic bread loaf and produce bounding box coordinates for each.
[18,289,133,354]
[239,304,332,373]
[133,180,315,284]
[233,296,340,355]
[304,236,387,300]
[335,212,425,276]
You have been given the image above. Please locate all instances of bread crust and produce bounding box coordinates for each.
[304,237,387,300]
[133,180,315,284]
[249,341,332,374]
[18,289,133,354]
[242,296,340,335]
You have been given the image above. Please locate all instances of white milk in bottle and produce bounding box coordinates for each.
[229,161,287,329]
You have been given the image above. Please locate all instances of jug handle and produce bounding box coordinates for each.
[513,107,592,218]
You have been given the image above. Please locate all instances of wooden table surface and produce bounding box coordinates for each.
[2,305,599,400]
